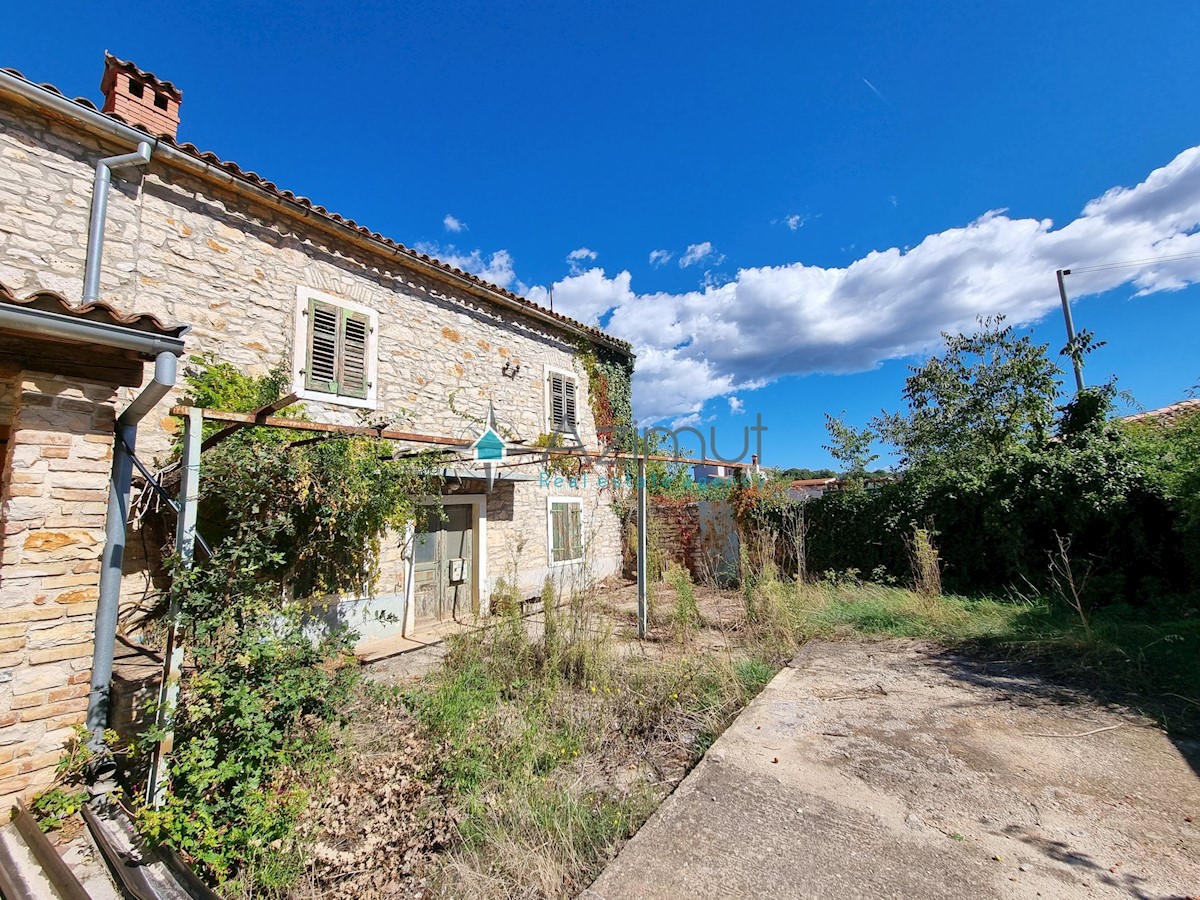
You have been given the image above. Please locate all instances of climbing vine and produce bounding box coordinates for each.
[577,342,634,449]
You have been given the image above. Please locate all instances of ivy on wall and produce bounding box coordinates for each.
[578,343,634,449]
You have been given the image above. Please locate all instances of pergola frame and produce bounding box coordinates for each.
[144,404,752,806]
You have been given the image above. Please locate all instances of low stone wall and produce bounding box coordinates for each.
[0,372,116,805]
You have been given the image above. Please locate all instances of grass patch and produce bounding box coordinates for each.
[404,604,772,898]
[749,578,1200,728]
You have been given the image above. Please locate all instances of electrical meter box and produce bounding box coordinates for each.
[448,558,466,583]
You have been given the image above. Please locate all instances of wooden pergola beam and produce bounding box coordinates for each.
[172,405,472,449]
[171,406,756,469]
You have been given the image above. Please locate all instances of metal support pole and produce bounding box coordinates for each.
[636,455,648,639]
[147,408,201,807]
[1056,268,1085,393]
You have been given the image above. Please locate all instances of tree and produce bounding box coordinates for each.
[822,413,878,484]
[873,316,1061,472]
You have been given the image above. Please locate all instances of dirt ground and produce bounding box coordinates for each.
[584,640,1200,900]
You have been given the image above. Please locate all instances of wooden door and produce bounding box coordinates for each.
[412,507,441,628]
[412,504,474,629]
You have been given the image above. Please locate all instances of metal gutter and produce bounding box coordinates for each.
[0,302,187,357]
[84,801,221,900]
[0,68,634,358]
[10,802,92,900]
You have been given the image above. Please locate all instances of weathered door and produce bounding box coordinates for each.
[412,504,474,629]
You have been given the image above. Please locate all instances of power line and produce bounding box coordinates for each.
[1066,250,1200,275]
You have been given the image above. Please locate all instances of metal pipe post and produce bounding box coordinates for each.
[88,352,179,760]
[85,420,136,751]
[147,407,202,807]
[1056,268,1085,393]
[636,455,648,638]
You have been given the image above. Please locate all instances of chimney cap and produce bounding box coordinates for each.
[100,52,183,101]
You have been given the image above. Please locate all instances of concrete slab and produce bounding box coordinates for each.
[583,641,1200,900]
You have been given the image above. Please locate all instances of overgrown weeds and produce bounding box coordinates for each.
[404,592,775,899]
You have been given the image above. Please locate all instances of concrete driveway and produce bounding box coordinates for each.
[583,641,1200,900]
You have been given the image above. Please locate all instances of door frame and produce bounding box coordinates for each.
[404,494,487,636]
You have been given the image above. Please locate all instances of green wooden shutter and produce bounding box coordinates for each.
[339,309,371,399]
[550,502,582,563]
[568,504,583,560]
[549,373,577,432]
[563,376,577,430]
[550,502,566,562]
[305,298,340,393]
[550,373,565,432]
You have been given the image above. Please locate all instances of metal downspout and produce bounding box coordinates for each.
[82,142,153,304]
[81,137,165,756]
[88,352,178,756]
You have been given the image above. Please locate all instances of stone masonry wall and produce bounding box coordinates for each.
[0,105,626,624]
[0,372,116,806]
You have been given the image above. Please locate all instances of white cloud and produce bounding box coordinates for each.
[414,243,519,292]
[443,214,467,233]
[523,145,1200,422]
[679,241,725,268]
[776,213,811,231]
[566,247,599,275]
[649,249,673,267]
[728,396,744,414]
[526,268,633,325]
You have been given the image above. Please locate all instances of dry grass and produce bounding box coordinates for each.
[291,567,1200,898]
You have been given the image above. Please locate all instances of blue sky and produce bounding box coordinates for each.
[5,1,1200,468]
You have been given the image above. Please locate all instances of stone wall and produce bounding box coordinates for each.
[645,499,739,585]
[0,101,627,628]
[0,372,116,806]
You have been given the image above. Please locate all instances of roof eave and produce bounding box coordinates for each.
[0,67,634,359]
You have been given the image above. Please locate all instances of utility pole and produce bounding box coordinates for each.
[1056,268,1085,393]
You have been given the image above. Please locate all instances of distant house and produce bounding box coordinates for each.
[786,477,839,500]
[692,463,736,484]
[0,54,634,803]
[786,475,895,500]
[1121,398,1200,427]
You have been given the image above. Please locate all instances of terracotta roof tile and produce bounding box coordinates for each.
[1,66,632,354]
[101,52,183,101]
[1121,398,1200,426]
[0,280,190,338]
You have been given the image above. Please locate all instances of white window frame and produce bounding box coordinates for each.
[546,496,585,567]
[543,364,580,435]
[291,286,379,410]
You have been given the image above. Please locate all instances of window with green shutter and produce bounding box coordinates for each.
[548,371,578,434]
[339,309,371,399]
[302,296,375,401]
[549,500,584,563]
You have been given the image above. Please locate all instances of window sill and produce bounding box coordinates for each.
[290,386,378,411]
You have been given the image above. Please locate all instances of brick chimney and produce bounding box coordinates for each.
[100,53,182,140]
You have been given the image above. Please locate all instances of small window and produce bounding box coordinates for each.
[295,290,377,405]
[154,94,170,111]
[546,368,578,434]
[127,80,144,98]
[548,499,583,564]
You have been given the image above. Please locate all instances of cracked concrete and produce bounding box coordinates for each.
[583,640,1200,900]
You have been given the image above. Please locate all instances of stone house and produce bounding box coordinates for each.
[0,55,633,803]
